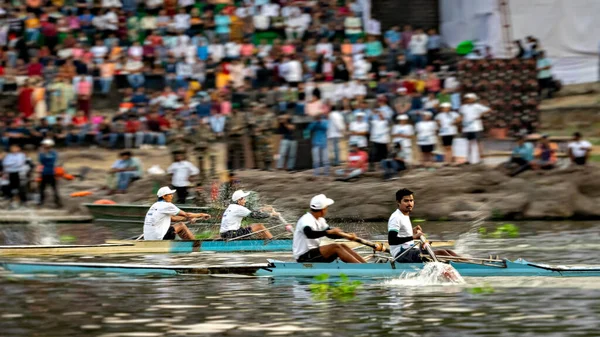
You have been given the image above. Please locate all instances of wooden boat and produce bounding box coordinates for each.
[1,258,599,277]
[0,240,455,256]
[83,203,222,224]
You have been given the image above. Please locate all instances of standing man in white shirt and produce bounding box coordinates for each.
[416,111,437,166]
[388,188,458,263]
[435,102,460,164]
[568,132,592,166]
[408,28,428,71]
[293,194,366,263]
[167,151,200,204]
[143,186,211,240]
[348,112,369,149]
[391,115,414,164]
[458,93,491,164]
[220,190,279,239]
[369,109,391,171]
[327,107,346,167]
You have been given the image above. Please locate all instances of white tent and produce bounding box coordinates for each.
[439,0,600,84]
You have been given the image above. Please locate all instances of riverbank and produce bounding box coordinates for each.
[235,165,600,222]
[2,147,599,223]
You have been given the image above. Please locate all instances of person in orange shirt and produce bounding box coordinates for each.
[25,12,40,43]
[99,56,116,95]
[335,142,369,182]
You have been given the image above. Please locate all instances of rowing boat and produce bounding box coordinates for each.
[83,203,222,224]
[1,258,599,277]
[0,240,455,256]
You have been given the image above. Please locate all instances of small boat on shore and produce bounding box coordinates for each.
[83,203,222,224]
[1,258,599,277]
[0,240,455,256]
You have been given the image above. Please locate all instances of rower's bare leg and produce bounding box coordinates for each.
[340,244,367,263]
[173,222,195,240]
[250,224,273,239]
[319,244,365,263]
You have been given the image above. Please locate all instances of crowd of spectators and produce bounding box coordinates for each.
[0,0,587,203]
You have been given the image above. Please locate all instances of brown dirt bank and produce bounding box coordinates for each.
[235,166,600,222]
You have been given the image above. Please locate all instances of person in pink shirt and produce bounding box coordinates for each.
[240,38,255,57]
[282,40,296,55]
[76,76,92,116]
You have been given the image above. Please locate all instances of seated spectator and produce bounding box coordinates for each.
[568,132,592,166]
[96,116,118,148]
[507,135,535,177]
[107,151,143,194]
[531,135,558,171]
[335,142,368,182]
[66,110,90,146]
[381,142,408,180]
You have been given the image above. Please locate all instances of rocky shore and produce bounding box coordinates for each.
[234,166,600,222]
[5,147,599,223]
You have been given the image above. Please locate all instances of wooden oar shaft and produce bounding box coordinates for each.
[335,232,386,252]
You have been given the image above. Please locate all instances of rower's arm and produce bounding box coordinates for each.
[303,226,329,239]
[178,211,211,220]
[388,231,413,245]
[249,210,270,219]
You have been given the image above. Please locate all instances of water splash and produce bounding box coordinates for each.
[383,263,465,286]
[454,202,490,255]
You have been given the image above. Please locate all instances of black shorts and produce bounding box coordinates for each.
[441,135,454,147]
[162,226,176,240]
[420,144,434,153]
[220,227,253,239]
[394,248,424,263]
[574,156,587,165]
[297,247,338,263]
[464,132,481,141]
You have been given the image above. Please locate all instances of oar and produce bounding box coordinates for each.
[420,235,438,262]
[226,223,288,242]
[335,232,386,252]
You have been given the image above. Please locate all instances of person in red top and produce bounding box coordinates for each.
[335,142,369,182]
[67,110,90,146]
[124,114,144,148]
[27,57,43,76]
[18,80,34,118]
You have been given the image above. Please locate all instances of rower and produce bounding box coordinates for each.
[389,188,459,262]
[143,186,212,240]
[219,190,278,239]
[292,194,366,263]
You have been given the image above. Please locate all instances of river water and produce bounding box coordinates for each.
[1,220,600,336]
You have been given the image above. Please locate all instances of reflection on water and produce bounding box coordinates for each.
[0,220,600,336]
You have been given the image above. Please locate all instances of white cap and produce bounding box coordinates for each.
[440,102,452,108]
[232,190,251,202]
[310,194,334,210]
[422,111,433,117]
[157,186,177,198]
[41,139,55,146]
[396,87,407,93]
[465,93,478,99]
[356,112,366,117]
[396,115,409,121]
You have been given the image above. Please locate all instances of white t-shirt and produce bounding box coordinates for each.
[327,111,346,139]
[143,201,181,240]
[292,212,329,259]
[388,209,414,257]
[568,140,592,158]
[167,160,199,187]
[459,103,489,133]
[285,60,303,82]
[220,203,251,233]
[91,45,108,58]
[392,124,414,149]
[225,42,241,59]
[435,111,460,136]
[370,119,390,144]
[416,120,438,145]
[349,121,369,148]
